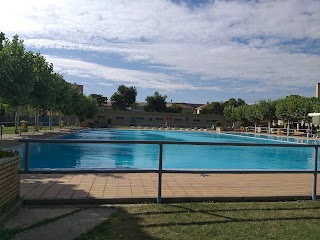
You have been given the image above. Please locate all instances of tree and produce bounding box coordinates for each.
[84,96,99,119]
[89,94,108,107]
[144,92,167,112]
[200,102,224,114]
[166,104,183,113]
[245,104,259,132]
[276,95,312,136]
[310,97,320,113]
[0,32,5,51]
[223,105,236,125]
[223,98,246,108]
[0,35,35,133]
[256,100,276,133]
[234,105,248,126]
[29,53,55,131]
[110,85,137,111]
[72,91,97,122]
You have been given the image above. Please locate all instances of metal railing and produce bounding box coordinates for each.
[18,139,320,203]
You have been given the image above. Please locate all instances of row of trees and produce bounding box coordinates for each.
[94,84,320,132]
[101,86,184,113]
[200,98,247,114]
[0,33,98,133]
[222,95,320,134]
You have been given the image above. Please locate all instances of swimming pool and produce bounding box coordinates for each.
[20,129,319,170]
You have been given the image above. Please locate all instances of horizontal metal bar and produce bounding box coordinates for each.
[162,169,317,174]
[19,168,158,174]
[19,169,319,174]
[18,138,320,147]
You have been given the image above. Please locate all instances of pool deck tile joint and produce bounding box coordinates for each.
[21,173,320,203]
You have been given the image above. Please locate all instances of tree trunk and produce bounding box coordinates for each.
[67,117,70,127]
[14,106,20,134]
[287,122,290,136]
[35,109,39,131]
[49,109,53,130]
[268,121,271,134]
[59,111,62,129]
[254,123,257,133]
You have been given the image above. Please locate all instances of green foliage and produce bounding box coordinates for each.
[200,102,224,114]
[89,94,108,107]
[111,85,137,111]
[223,105,236,123]
[309,97,320,113]
[0,33,98,123]
[107,117,112,124]
[215,121,221,127]
[144,92,167,112]
[0,35,35,106]
[0,32,5,51]
[245,104,259,124]
[30,53,55,110]
[0,149,18,158]
[275,95,313,123]
[166,103,183,113]
[256,100,276,123]
[0,102,15,116]
[224,98,246,108]
[234,105,248,125]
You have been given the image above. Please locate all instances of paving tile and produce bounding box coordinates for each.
[20,173,320,201]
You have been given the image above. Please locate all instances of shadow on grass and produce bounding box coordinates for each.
[77,207,159,240]
[141,203,320,228]
[76,202,320,240]
[132,204,320,216]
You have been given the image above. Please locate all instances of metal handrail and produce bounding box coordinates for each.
[18,138,320,203]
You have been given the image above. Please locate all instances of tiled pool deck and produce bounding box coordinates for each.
[20,173,320,203]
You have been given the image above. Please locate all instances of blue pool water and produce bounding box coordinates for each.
[20,129,320,170]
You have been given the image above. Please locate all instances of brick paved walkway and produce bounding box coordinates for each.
[20,173,320,202]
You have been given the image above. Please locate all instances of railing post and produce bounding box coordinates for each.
[157,143,163,204]
[312,147,318,200]
[25,142,30,173]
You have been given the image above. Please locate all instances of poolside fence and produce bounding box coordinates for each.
[18,139,320,203]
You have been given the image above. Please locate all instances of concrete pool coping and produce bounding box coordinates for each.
[21,173,320,204]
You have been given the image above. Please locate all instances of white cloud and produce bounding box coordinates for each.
[1,0,320,100]
[45,55,220,91]
[98,83,113,87]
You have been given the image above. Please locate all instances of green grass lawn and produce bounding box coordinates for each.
[77,201,320,240]
[1,126,37,135]
[1,125,77,135]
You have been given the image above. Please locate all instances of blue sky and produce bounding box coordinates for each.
[0,0,319,104]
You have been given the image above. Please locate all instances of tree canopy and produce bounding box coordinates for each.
[89,94,108,107]
[166,104,183,113]
[0,33,98,128]
[111,85,137,111]
[144,92,167,112]
[200,102,224,114]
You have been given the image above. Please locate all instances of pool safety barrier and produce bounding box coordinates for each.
[19,139,320,203]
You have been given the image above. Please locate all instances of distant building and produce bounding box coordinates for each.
[75,84,84,93]
[166,102,203,114]
[195,103,210,115]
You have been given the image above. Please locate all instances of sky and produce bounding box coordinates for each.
[0,0,319,104]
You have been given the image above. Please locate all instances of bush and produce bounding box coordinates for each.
[0,149,18,158]
[216,121,222,127]
[107,117,112,124]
